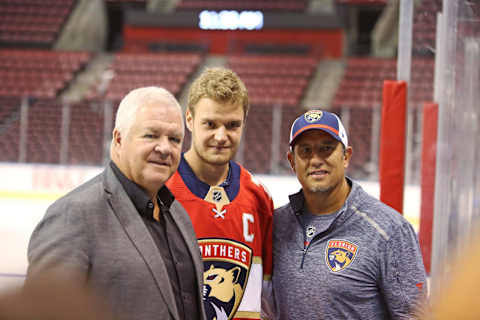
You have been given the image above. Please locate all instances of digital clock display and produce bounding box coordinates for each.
[199,10,264,30]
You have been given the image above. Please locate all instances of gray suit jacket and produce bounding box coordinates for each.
[27,165,206,320]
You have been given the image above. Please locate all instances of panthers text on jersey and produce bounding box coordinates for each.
[166,155,273,320]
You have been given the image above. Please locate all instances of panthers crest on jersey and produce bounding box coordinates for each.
[326,239,358,272]
[199,238,252,320]
[166,155,274,320]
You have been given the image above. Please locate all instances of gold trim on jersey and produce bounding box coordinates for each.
[199,238,253,269]
[252,256,263,264]
[204,185,230,212]
[202,257,250,270]
[235,311,261,319]
[200,238,252,249]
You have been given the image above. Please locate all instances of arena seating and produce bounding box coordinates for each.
[0,0,440,176]
[336,0,386,5]
[24,100,64,164]
[412,0,442,56]
[0,100,60,164]
[333,58,395,109]
[176,0,308,12]
[0,98,21,124]
[410,58,435,107]
[226,54,317,173]
[89,52,203,102]
[105,0,146,4]
[0,49,91,99]
[0,98,23,163]
[227,54,316,107]
[332,56,434,178]
[0,122,20,163]
[68,102,104,166]
[0,49,91,164]
[241,104,300,174]
[0,99,105,165]
[0,0,77,47]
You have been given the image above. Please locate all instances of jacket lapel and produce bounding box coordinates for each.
[169,200,206,316]
[102,167,180,319]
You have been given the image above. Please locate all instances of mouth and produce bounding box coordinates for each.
[308,169,328,177]
[209,146,230,152]
[148,160,170,167]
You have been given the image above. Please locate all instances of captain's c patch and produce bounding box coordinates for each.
[326,239,358,272]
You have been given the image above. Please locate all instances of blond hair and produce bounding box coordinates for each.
[187,67,249,118]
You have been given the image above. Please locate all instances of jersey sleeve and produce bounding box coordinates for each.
[380,221,428,318]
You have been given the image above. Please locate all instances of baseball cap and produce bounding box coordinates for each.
[289,109,348,148]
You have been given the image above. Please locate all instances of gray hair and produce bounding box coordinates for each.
[114,86,182,137]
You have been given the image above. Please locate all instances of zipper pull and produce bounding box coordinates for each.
[300,242,309,269]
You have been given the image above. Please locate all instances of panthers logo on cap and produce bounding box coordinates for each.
[304,110,323,122]
[326,239,358,272]
[199,238,252,320]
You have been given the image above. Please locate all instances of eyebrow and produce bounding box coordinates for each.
[201,117,243,124]
[144,127,182,136]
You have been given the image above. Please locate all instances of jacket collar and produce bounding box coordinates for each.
[109,161,174,219]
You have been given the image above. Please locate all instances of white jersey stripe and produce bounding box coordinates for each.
[237,263,262,312]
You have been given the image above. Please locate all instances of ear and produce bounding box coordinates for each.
[287,150,296,173]
[343,146,353,169]
[185,109,193,132]
[230,266,241,284]
[112,128,122,147]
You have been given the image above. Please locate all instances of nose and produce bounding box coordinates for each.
[154,138,171,157]
[213,126,227,144]
[310,150,324,166]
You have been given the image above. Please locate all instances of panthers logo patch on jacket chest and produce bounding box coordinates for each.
[326,239,358,272]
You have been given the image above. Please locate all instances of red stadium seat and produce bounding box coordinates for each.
[0,0,77,47]
[176,0,308,12]
[226,54,318,173]
[332,56,434,178]
[88,52,203,102]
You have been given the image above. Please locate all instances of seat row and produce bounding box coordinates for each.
[88,52,203,102]
[226,55,317,107]
[0,50,91,98]
[0,101,105,165]
[331,56,435,178]
[0,0,76,46]
[176,0,308,11]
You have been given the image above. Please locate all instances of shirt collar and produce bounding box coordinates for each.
[177,153,240,200]
[110,161,174,219]
[289,189,306,216]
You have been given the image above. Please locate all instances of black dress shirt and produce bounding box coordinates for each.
[110,161,201,320]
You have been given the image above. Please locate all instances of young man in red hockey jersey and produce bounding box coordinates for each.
[166,67,273,320]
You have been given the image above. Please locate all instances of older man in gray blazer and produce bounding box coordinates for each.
[27,87,206,320]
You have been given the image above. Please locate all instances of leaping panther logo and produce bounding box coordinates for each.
[198,238,252,320]
[326,239,358,272]
[203,265,243,320]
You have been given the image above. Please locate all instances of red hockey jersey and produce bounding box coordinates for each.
[166,156,273,320]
